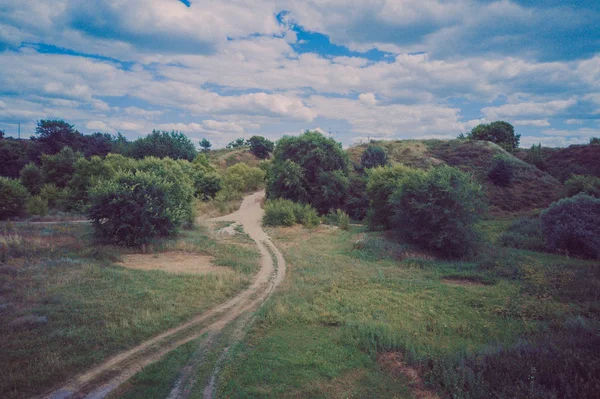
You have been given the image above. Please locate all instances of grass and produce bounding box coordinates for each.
[0,221,259,398]
[216,224,600,398]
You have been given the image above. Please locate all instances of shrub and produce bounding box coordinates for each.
[366,164,422,230]
[562,174,600,198]
[69,156,116,205]
[467,121,520,152]
[540,194,600,259]
[88,169,194,246]
[224,163,265,193]
[325,209,350,230]
[294,203,320,227]
[195,172,223,200]
[267,159,309,203]
[19,162,44,195]
[590,137,600,145]
[128,130,197,161]
[262,199,296,227]
[0,177,29,219]
[41,147,83,187]
[498,217,546,251]
[360,145,387,169]
[248,136,274,159]
[390,166,486,258]
[345,173,369,220]
[26,196,48,216]
[526,143,545,169]
[488,155,514,186]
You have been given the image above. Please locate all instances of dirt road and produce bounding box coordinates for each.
[44,191,285,399]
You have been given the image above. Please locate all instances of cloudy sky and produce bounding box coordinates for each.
[0,0,598,148]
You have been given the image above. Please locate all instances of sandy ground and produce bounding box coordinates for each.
[44,190,286,399]
[117,252,231,275]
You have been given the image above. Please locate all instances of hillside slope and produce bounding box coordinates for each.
[540,144,600,181]
[349,139,562,213]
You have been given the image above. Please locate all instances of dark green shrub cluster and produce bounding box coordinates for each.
[344,173,369,220]
[0,177,29,219]
[128,130,197,161]
[88,164,194,246]
[360,145,387,169]
[324,209,350,230]
[19,162,44,195]
[262,199,320,227]
[247,136,274,159]
[41,147,83,187]
[466,120,520,152]
[26,196,48,216]
[224,163,265,193]
[389,165,486,258]
[540,194,600,259]
[562,174,600,198]
[488,155,514,186]
[498,216,545,251]
[267,131,349,214]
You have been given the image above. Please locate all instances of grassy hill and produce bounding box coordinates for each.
[349,139,562,214]
[206,147,262,170]
[535,144,600,181]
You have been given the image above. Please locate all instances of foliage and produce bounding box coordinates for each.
[498,216,546,251]
[525,143,545,169]
[590,137,600,145]
[562,174,600,198]
[540,194,600,259]
[0,138,43,178]
[248,135,274,159]
[194,171,223,200]
[467,121,520,152]
[19,162,44,195]
[344,173,369,220]
[128,130,197,161]
[40,147,83,187]
[81,132,116,157]
[224,163,265,193]
[0,177,29,219]
[199,138,212,152]
[227,138,248,149]
[360,145,388,169]
[262,199,320,227]
[88,168,194,246]
[26,196,48,216]
[366,164,420,230]
[33,119,82,154]
[488,155,514,186]
[267,130,349,214]
[390,165,486,258]
[325,209,350,230]
[39,183,61,208]
[68,156,117,207]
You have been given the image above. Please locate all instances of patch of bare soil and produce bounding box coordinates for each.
[441,278,487,287]
[117,252,231,275]
[378,352,440,399]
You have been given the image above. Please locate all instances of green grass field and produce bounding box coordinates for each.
[216,224,600,398]
[0,221,259,398]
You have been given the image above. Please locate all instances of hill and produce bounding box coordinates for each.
[534,144,600,181]
[349,139,562,213]
[206,147,262,170]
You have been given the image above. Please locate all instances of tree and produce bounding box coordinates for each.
[590,137,600,145]
[0,130,4,139]
[267,130,349,214]
[488,155,514,186]
[360,145,387,169]
[0,177,29,219]
[34,119,84,154]
[81,132,115,157]
[467,121,520,152]
[248,136,274,159]
[199,138,212,152]
[226,138,247,149]
[0,139,43,178]
[129,130,197,161]
[19,163,44,195]
[41,147,84,187]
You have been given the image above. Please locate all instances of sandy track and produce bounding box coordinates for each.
[42,191,286,399]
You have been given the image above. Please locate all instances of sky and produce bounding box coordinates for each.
[0,0,599,148]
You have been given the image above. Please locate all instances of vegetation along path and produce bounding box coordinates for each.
[43,191,286,399]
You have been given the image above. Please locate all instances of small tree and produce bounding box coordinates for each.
[34,119,84,154]
[540,194,600,259]
[19,163,44,195]
[467,121,520,152]
[360,145,387,169]
[0,177,29,219]
[199,138,212,152]
[41,147,83,187]
[488,155,514,186]
[590,137,600,145]
[248,136,274,159]
[526,143,545,169]
[129,130,197,161]
[227,138,247,149]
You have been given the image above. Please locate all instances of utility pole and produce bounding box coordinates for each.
[18,123,20,139]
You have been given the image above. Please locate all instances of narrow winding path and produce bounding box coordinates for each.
[44,191,286,399]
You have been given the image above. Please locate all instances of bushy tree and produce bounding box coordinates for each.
[26,196,48,216]
[69,156,116,204]
[224,163,265,193]
[467,121,520,152]
[361,145,387,169]
[562,175,600,198]
[81,132,116,157]
[41,147,84,187]
[390,166,486,258]
[195,172,223,200]
[0,177,29,219]
[590,137,600,145]
[366,164,420,229]
[129,130,197,161]
[488,155,514,186]
[345,173,369,220]
[540,194,600,259]
[0,139,43,178]
[248,136,274,159]
[267,130,349,214]
[199,138,212,152]
[226,138,247,149]
[19,163,44,195]
[33,119,83,154]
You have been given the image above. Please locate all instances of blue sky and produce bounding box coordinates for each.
[0,1,598,148]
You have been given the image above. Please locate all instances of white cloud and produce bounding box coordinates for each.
[482,99,577,120]
[359,93,377,106]
[514,119,550,127]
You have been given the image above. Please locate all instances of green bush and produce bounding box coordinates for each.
[540,194,600,259]
[19,162,44,195]
[41,147,83,187]
[248,136,274,159]
[562,174,600,198]
[360,145,387,169]
[224,163,265,193]
[26,196,48,216]
[390,165,486,258]
[195,172,223,200]
[262,199,320,227]
[69,156,116,205]
[345,173,369,220]
[325,209,350,230]
[88,168,194,246]
[128,130,197,161]
[488,155,514,186]
[0,177,29,219]
[498,217,546,251]
[366,164,422,230]
[293,203,320,227]
[467,120,520,152]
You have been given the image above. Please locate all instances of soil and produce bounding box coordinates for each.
[117,252,231,275]
[378,352,440,399]
[43,190,286,399]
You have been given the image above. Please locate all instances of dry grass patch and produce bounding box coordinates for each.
[117,251,233,275]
